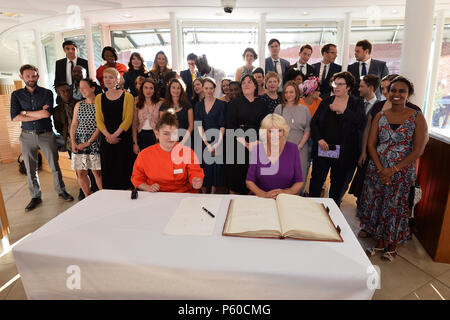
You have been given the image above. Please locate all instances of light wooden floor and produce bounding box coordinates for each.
[0,162,449,300]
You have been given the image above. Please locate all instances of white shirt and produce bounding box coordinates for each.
[296,62,307,75]
[272,58,283,76]
[359,58,372,77]
[66,58,77,85]
[364,95,378,115]
[272,58,283,92]
[319,62,330,81]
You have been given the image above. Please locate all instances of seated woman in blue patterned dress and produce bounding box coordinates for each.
[358,76,428,261]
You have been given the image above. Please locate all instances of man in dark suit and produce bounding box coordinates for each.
[290,44,317,79]
[265,39,290,91]
[347,39,388,99]
[180,53,201,100]
[54,40,89,87]
[312,43,342,98]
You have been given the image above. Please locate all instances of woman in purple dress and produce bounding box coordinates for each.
[358,77,428,261]
[246,113,304,198]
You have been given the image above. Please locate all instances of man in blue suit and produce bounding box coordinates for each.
[180,53,201,100]
[312,43,342,98]
[347,40,389,99]
[265,39,290,91]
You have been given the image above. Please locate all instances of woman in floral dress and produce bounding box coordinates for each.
[358,76,428,261]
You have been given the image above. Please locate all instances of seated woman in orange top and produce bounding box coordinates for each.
[131,111,204,193]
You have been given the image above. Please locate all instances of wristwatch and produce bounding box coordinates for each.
[21,110,27,116]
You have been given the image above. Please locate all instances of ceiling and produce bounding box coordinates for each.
[0,0,449,73]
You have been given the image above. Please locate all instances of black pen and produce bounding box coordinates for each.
[202,207,215,218]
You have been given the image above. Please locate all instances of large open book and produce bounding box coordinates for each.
[222,194,343,242]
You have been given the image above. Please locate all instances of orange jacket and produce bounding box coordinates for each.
[131,143,204,193]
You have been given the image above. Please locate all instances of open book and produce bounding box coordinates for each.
[222,194,343,242]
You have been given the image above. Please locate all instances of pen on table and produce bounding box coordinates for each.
[202,207,215,218]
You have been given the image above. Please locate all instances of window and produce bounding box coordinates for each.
[430,25,450,138]
[182,26,258,78]
[110,29,171,71]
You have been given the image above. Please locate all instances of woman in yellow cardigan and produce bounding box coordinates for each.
[96,67,135,189]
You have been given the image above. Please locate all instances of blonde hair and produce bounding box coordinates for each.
[264,71,281,85]
[259,113,290,143]
[103,67,120,80]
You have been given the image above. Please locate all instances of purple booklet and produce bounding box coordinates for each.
[318,145,340,159]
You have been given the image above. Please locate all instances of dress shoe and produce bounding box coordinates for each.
[25,197,42,212]
[58,190,74,202]
[78,188,85,201]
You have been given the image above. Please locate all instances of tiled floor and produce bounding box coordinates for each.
[0,161,449,300]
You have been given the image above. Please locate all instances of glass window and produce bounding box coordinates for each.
[182,26,258,78]
[110,29,172,71]
[266,27,338,65]
[430,25,450,138]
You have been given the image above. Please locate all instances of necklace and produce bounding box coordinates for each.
[173,105,182,111]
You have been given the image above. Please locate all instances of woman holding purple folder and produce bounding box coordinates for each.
[308,71,366,206]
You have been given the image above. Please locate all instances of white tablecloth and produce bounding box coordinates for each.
[12,190,375,300]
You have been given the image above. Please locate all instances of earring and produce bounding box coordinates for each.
[115,84,120,90]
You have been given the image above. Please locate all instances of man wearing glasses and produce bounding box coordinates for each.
[312,43,342,98]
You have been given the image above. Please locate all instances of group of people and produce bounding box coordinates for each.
[10,38,428,262]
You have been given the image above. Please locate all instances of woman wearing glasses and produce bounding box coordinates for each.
[309,71,365,206]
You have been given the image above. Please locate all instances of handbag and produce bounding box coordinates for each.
[17,153,42,175]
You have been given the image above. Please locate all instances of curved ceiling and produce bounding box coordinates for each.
[0,0,449,73]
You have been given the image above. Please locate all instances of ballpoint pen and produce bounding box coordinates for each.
[202,206,215,218]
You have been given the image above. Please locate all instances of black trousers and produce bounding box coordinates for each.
[137,129,157,151]
[309,156,356,206]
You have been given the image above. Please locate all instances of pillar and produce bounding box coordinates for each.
[341,13,352,71]
[258,13,267,70]
[33,26,49,89]
[425,10,445,124]
[84,17,96,81]
[169,12,179,72]
[400,0,436,107]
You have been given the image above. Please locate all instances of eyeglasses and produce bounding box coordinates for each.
[332,81,347,87]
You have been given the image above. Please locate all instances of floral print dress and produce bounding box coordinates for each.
[357,111,419,245]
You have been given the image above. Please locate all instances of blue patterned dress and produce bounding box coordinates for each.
[357,111,419,245]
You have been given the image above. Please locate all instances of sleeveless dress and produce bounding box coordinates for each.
[100,93,134,190]
[357,111,419,245]
[240,66,254,80]
[71,101,101,170]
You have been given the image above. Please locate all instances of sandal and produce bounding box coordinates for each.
[358,229,371,238]
[381,250,398,262]
[365,247,384,257]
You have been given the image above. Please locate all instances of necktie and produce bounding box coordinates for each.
[274,60,279,75]
[70,61,74,84]
[300,65,304,75]
[361,62,367,76]
[364,101,370,114]
[191,71,196,81]
[322,65,327,83]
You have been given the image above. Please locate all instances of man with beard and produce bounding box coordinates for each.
[53,82,79,154]
[71,65,87,100]
[11,64,74,212]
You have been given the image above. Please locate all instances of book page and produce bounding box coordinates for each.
[224,197,281,236]
[163,197,221,236]
[276,194,341,241]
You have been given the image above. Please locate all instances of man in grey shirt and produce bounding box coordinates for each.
[195,54,226,98]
